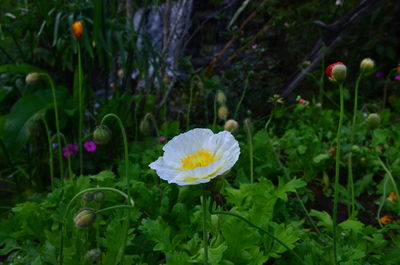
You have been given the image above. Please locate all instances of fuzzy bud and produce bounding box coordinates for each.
[243,118,253,135]
[326,62,347,82]
[25,73,41,85]
[72,21,83,40]
[74,208,96,228]
[93,191,105,203]
[360,58,374,72]
[84,248,102,263]
[224,119,239,132]
[93,125,112,145]
[216,90,226,105]
[367,113,380,128]
[139,118,151,136]
[82,192,94,203]
[217,106,229,120]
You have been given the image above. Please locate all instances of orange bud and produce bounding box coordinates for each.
[387,192,398,203]
[380,215,392,225]
[72,21,83,40]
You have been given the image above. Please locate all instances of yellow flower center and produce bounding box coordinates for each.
[181,149,217,170]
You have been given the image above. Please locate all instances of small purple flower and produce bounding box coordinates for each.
[394,75,400,81]
[159,136,166,142]
[84,141,97,152]
[63,143,78,158]
[375,72,384,78]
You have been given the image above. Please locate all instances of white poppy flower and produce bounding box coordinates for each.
[149,128,240,186]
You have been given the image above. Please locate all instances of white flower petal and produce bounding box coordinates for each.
[149,128,240,186]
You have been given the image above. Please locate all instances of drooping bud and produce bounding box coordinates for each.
[74,208,96,228]
[82,192,94,203]
[224,119,239,132]
[93,190,105,203]
[93,125,112,145]
[326,62,347,82]
[216,90,226,105]
[360,58,374,72]
[217,105,229,120]
[84,248,102,263]
[72,21,83,40]
[25,73,41,85]
[243,118,253,135]
[366,113,380,128]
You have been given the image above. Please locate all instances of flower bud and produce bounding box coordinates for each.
[217,106,229,120]
[243,118,253,135]
[366,113,380,128]
[72,21,83,40]
[224,119,239,132]
[93,125,112,145]
[326,62,347,82]
[74,208,96,228]
[216,90,226,105]
[84,248,102,263]
[93,191,105,203]
[25,73,41,85]
[360,58,374,72]
[82,192,94,203]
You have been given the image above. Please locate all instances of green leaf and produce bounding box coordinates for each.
[275,177,306,201]
[0,63,44,75]
[310,210,333,230]
[1,89,68,153]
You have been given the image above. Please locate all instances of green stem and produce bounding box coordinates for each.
[96,205,135,214]
[348,73,363,218]
[43,73,64,179]
[202,185,209,265]
[212,211,306,265]
[42,117,54,190]
[333,83,345,265]
[377,156,399,197]
[244,121,253,183]
[78,43,84,176]
[59,187,132,265]
[233,75,249,120]
[144,113,160,138]
[212,95,217,130]
[187,76,199,130]
[51,133,73,179]
[100,113,131,265]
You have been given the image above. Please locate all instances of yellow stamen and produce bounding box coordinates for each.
[181,149,217,170]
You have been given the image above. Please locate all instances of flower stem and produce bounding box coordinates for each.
[186,76,199,130]
[42,117,54,190]
[244,120,253,183]
[348,73,363,218]
[202,185,209,265]
[59,187,133,265]
[100,113,131,265]
[333,83,345,265]
[43,73,63,179]
[212,95,217,130]
[233,75,249,120]
[212,211,306,265]
[77,43,84,176]
[96,205,135,214]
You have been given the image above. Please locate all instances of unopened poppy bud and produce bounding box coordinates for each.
[93,125,112,145]
[367,113,380,128]
[25,73,41,85]
[74,208,96,228]
[84,248,102,263]
[243,118,253,135]
[326,62,347,82]
[72,21,83,39]
[216,90,226,105]
[224,119,239,132]
[93,191,105,203]
[82,192,94,203]
[360,58,374,72]
[218,106,229,120]
[197,80,204,89]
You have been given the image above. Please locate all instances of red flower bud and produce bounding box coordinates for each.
[326,62,347,82]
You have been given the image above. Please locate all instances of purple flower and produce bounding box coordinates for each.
[84,141,97,152]
[375,72,384,78]
[394,75,400,81]
[159,136,166,142]
[63,144,78,158]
